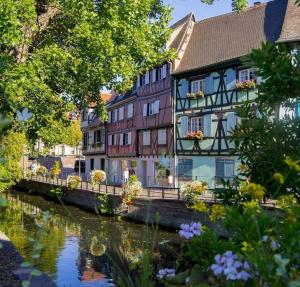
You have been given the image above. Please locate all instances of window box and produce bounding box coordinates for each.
[235,79,256,91]
[186,130,204,140]
[186,91,205,99]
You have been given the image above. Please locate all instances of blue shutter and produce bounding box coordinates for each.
[180,116,189,138]
[203,114,212,137]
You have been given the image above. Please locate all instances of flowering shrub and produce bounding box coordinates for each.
[180,181,207,207]
[186,130,204,140]
[50,161,61,179]
[90,170,106,185]
[36,166,48,176]
[235,79,256,91]
[178,222,202,239]
[210,251,252,281]
[157,268,176,279]
[121,176,143,206]
[67,175,81,190]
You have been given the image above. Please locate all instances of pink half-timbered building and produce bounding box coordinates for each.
[106,92,137,184]
[135,13,195,187]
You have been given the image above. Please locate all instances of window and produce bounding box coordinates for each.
[127,103,134,118]
[109,134,116,146]
[123,133,129,145]
[191,79,205,94]
[190,117,202,132]
[94,130,102,144]
[143,131,151,146]
[119,106,124,121]
[90,158,94,171]
[113,109,118,122]
[239,68,256,82]
[178,159,193,180]
[216,159,235,183]
[140,74,146,86]
[143,101,160,116]
[83,132,89,147]
[158,129,167,145]
[157,66,163,80]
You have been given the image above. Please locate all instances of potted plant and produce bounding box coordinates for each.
[36,166,48,177]
[90,170,106,186]
[67,175,81,190]
[186,92,197,99]
[121,175,143,206]
[180,181,208,208]
[50,161,61,180]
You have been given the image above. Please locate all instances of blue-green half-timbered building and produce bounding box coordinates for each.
[172,0,300,188]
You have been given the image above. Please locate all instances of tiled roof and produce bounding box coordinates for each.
[107,90,136,107]
[278,0,300,42]
[168,13,195,52]
[174,0,288,74]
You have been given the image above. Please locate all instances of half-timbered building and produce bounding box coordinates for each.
[172,0,299,188]
[135,13,195,187]
[81,93,113,177]
[106,92,137,184]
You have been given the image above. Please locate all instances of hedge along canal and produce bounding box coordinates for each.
[15,179,227,236]
[1,190,180,287]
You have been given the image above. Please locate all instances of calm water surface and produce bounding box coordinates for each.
[0,191,178,287]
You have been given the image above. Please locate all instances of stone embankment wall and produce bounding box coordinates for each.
[16,180,227,236]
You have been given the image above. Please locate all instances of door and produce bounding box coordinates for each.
[141,160,147,187]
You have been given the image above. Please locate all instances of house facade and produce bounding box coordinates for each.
[106,92,137,185]
[134,13,195,187]
[172,0,299,188]
[81,93,112,178]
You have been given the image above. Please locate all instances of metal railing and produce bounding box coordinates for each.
[24,174,186,201]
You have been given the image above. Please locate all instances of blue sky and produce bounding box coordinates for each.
[164,0,268,24]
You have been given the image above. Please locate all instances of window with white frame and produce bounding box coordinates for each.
[94,130,102,144]
[127,103,133,118]
[143,130,151,146]
[239,68,256,82]
[83,132,89,147]
[141,74,146,86]
[216,159,235,183]
[158,129,167,145]
[123,132,131,145]
[191,79,205,94]
[111,134,116,146]
[157,66,163,80]
[143,100,159,116]
[118,106,124,121]
[189,117,202,132]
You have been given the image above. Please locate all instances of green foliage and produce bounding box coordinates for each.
[231,0,248,12]
[231,43,300,199]
[98,194,113,215]
[186,228,234,272]
[50,161,61,179]
[0,0,173,148]
[50,187,64,199]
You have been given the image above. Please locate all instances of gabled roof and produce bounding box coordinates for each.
[167,13,195,52]
[278,0,300,43]
[174,0,288,74]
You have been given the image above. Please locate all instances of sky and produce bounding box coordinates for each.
[164,0,268,24]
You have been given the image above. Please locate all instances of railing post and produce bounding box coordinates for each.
[177,188,180,200]
[99,184,101,193]
[162,186,165,199]
[86,181,88,191]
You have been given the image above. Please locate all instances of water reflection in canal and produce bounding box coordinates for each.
[0,191,179,287]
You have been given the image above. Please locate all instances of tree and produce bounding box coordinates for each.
[0,0,173,146]
[232,42,300,199]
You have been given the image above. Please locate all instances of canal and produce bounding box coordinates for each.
[0,191,179,287]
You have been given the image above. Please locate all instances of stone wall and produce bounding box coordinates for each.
[16,180,227,236]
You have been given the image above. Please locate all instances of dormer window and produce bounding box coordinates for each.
[191,79,205,94]
[239,68,256,83]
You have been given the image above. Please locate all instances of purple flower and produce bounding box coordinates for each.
[178,222,202,239]
[210,251,252,282]
[157,268,175,279]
